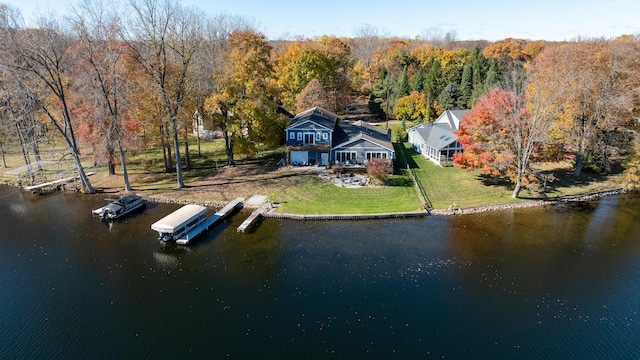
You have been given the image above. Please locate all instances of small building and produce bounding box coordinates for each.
[408,110,468,166]
[285,106,394,167]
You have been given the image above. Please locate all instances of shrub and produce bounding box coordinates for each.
[367,158,393,185]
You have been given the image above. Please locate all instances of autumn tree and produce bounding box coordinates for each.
[0,8,95,192]
[274,36,352,113]
[623,135,640,190]
[204,30,285,165]
[125,0,204,188]
[296,79,330,112]
[351,24,381,91]
[534,39,640,176]
[71,0,136,191]
[394,91,427,123]
[455,66,566,198]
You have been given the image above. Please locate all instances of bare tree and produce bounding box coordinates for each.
[124,0,204,188]
[352,24,379,68]
[0,7,95,192]
[72,0,133,191]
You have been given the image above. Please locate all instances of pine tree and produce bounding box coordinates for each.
[411,66,424,93]
[438,83,462,110]
[396,65,410,97]
[367,92,384,119]
[459,64,473,108]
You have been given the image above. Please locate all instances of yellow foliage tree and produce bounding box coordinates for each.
[394,91,427,122]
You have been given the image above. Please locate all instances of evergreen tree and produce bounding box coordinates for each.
[367,92,384,119]
[370,67,394,120]
[438,83,462,110]
[411,66,424,92]
[424,59,442,122]
[424,59,442,98]
[459,64,473,108]
[396,65,410,97]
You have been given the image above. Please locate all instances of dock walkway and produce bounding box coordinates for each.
[23,172,94,192]
[237,195,269,233]
[176,197,243,245]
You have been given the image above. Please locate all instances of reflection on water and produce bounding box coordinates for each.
[0,186,639,359]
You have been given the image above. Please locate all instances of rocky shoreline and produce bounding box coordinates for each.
[430,188,628,215]
[2,177,631,219]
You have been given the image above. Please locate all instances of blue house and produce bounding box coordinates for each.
[285,106,394,167]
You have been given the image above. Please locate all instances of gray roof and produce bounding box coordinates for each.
[434,110,469,130]
[411,123,458,150]
[334,120,393,151]
[408,110,468,150]
[286,106,338,131]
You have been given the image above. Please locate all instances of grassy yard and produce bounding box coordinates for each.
[400,142,626,210]
[400,143,519,209]
[275,173,421,214]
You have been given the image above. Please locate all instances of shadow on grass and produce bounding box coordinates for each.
[387,176,413,187]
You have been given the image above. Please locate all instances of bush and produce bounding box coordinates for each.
[367,158,393,185]
[392,127,408,142]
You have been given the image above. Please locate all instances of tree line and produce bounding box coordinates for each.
[1,1,638,196]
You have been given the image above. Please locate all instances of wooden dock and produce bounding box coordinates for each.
[176,197,243,245]
[23,172,94,192]
[237,210,262,233]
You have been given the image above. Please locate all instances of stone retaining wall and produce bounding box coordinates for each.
[262,211,429,221]
[142,195,229,209]
[431,188,628,215]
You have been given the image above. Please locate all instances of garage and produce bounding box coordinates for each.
[290,151,308,165]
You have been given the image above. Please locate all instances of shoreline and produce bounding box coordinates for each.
[1,179,631,219]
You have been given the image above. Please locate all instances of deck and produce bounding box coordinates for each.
[176,197,244,245]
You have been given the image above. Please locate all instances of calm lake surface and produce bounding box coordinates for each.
[1,185,639,359]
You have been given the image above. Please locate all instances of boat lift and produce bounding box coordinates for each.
[176,197,244,245]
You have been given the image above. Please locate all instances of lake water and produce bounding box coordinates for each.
[1,185,639,359]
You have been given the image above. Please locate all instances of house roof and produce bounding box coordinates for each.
[408,110,469,151]
[433,109,469,130]
[286,106,338,131]
[333,120,394,152]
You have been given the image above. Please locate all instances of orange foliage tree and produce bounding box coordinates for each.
[454,80,563,199]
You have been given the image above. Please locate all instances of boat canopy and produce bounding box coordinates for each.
[118,194,142,205]
[151,204,207,233]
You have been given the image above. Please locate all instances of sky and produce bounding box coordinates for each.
[4,0,640,41]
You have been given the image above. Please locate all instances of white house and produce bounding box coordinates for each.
[407,110,468,166]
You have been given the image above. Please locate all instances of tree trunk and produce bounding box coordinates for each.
[160,124,168,171]
[164,124,173,172]
[223,130,234,166]
[183,129,190,169]
[574,152,584,177]
[116,135,131,192]
[107,147,116,175]
[512,179,522,199]
[170,117,185,188]
[0,142,6,168]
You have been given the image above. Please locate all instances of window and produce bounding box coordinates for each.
[335,151,357,163]
[366,152,388,160]
[322,133,328,140]
[315,133,321,141]
[297,132,302,141]
[289,132,295,139]
[304,133,315,144]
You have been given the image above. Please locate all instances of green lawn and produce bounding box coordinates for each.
[401,143,521,209]
[275,174,422,214]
